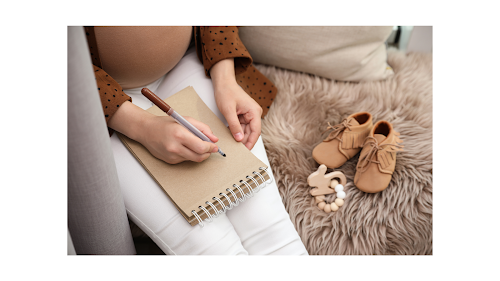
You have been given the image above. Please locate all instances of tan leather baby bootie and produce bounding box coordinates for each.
[312,112,373,169]
[354,120,404,193]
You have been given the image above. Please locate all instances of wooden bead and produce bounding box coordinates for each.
[318,202,326,210]
[324,203,331,213]
[330,202,339,211]
[315,195,326,203]
[330,180,339,189]
[335,198,344,207]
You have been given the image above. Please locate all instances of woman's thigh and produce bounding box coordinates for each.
[225,141,308,255]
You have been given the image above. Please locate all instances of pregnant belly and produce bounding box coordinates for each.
[95,26,192,89]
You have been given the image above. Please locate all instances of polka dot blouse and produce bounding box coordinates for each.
[85,26,277,129]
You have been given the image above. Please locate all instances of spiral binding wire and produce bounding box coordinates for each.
[192,167,272,227]
[226,188,240,207]
[233,184,251,201]
[252,171,266,186]
[199,205,213,223]
[191,210,204,227]
[246,176,261,193]
[212,196,227,212]
[239,180,255,198]
[220,192,235,210]
[206,201,220,218]
[259,167,273,184]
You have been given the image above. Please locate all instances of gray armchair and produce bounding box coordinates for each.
[67,26,135,255]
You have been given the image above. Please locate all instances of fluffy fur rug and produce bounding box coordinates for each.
[256,49,433,255]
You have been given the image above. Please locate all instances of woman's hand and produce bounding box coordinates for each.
[139,115,220,164]
[108,101,219,164]
[210,58,262,150]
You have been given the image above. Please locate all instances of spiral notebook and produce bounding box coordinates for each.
[117,86,271,226]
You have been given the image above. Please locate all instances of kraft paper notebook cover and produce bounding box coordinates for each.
[117,86,270,226]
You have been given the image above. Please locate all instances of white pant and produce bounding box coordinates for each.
[109,47,308,255]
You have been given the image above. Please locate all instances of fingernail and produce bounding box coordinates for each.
[212,146,218,153]
[235,132,243,141]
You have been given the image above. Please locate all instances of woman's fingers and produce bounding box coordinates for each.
[245,131,260,150]
[178,126,218,155]
[185,116,219,143]
[240,123,250,147]
[243,108,261,149]
[179,144,213,163]
[221,107,244,142]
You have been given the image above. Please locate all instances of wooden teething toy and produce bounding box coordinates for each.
[307,164,347,213]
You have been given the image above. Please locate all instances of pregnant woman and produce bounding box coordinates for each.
[83,26,308,255]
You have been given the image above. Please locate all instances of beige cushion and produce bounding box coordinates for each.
[239,26,394,82]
